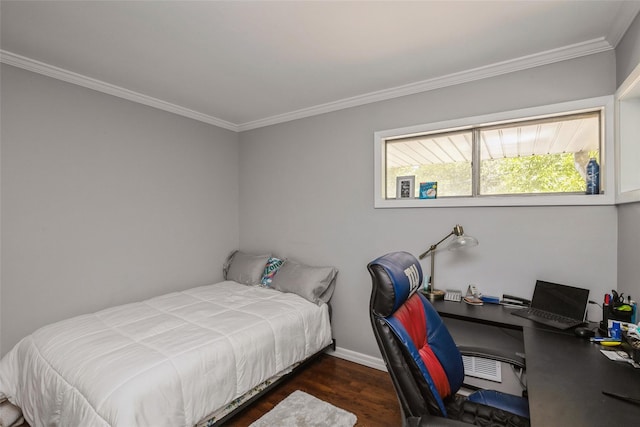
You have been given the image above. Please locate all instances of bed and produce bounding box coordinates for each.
[0,252,337,427]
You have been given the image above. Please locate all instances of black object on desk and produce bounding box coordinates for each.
[601,290,634,332]
[574,326,595,338]
[510,280,589,330]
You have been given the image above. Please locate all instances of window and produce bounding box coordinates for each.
[386,129,473,197]
[374,96,614,207]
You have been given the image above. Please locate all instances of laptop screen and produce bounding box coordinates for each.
[531,280,590,320]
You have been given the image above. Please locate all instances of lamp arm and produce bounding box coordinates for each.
[418,244,435,260]
[418,231,454,259]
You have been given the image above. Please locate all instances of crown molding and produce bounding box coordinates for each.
[2,37,613,133]
[0,50,239,132]
[237,37,613,131]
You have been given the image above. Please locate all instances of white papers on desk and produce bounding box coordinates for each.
[600,350,640,368]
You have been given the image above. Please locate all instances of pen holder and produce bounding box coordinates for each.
[612,306,633,323]
[601,304,634,333]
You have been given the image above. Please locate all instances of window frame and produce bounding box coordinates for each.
[374,96,615,208]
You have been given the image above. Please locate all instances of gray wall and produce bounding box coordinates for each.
[239,52,618,358]
[616,12,640,299]
[616,12,640,88]
[0,64,240,354]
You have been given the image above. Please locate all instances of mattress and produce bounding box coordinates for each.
[0,280,332,426]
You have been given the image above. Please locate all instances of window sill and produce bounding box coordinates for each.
[617,189,640,204]
[374,193,616,208]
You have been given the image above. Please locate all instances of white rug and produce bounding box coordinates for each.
[249,390,357,427]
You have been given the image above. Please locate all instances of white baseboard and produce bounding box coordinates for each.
[326,346,387,372]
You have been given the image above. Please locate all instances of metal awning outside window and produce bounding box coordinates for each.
[386,112,600,168]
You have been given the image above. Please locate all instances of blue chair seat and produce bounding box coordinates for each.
[468,389,530,419]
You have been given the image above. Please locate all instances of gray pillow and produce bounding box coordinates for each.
[223,250,238,279]
[225,251,271,286]
[270,260,338,305]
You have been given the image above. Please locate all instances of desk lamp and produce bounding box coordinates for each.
[418,224,479,301]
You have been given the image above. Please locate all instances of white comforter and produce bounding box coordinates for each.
[0,281,332,426]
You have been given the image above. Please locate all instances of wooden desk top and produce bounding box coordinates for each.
[432,300,640,427]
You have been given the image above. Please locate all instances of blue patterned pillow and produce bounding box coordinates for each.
[261,257,284,287]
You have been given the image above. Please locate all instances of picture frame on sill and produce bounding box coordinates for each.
[396,176,415,199]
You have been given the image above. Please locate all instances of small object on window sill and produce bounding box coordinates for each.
[419,182,437,199]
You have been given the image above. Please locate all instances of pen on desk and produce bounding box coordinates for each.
[590,337,621,342]
[602,390,640,407]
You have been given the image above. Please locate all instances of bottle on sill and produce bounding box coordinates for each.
[586,157,600,195]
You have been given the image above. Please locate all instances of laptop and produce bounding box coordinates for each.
[511,280,590,330]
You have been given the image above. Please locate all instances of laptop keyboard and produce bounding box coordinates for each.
[512,307,582,329]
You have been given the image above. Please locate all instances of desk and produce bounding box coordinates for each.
[433,300,640,427]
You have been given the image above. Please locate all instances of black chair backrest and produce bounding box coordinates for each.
[368,251,464,419]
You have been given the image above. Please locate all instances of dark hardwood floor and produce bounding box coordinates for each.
[224,354,402,427]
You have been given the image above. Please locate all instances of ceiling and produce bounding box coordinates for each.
[1,1,639,132]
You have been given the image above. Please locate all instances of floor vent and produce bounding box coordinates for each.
[462,355,502,382]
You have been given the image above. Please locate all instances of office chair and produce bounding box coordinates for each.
[368,251,530,427]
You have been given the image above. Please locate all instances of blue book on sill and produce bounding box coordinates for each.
[419,182,437,199]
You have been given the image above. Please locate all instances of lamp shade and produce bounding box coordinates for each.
[447,234,479,251]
